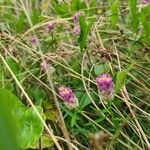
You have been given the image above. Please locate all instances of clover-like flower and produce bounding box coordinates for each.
[30,37,39,46]
[141,0,150,4]
[96,73,114,102]
[73,11,83,24]
[58,86,78,109]
[48,23,55,31]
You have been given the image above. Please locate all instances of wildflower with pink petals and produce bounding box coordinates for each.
[30,37,39,46]
[141,0,150,4]
[73,12,83,24]
[58,86,78,109]
[96,73,114,102]
[48,23,55,32]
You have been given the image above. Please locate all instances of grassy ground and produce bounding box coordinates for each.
[0,0,150,150]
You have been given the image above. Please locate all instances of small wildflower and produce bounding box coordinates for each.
[40,60,49,71]
[141,0,150,4]
[48,23,55,31]
[96,73,114,102]
[73,25,81,35]
[73,11,83,24]
[30,37,39,46]
[58,86,78,109]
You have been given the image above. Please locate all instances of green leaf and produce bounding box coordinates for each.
[78,16,88,51]
[0,88,25,119]
[0,89,20,150]
[141,5,150,39]
[94,63,110,76]
[115,71,127,94]
[31,9,40,25]
[17,12,25,33]
[70,0,80,12]
[79,92,97,110]
[18,107,44,149]
[128,0,139,32]
[0,89,45,149]
[52,0,69,17]
[71,112,78,127]
[30,135,54,149]
[33,89,46,106]
[78,16,95,51]
[110,0,120,26]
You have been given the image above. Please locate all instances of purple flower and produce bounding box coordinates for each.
[48,23,55,31]
[73,25,80,35]
[141,0,150,4]
[96,74,114,101]
[40,60,49,71]
[73,11,83,24]
[58,86,78,109]
[30,37,39,46]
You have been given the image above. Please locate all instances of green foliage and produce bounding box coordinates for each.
[51,0,69,17]
[31,9,40,25]
[94,63,110,76]
[70,0,80,12]
[128,0,139,32]
[18,107,44,149]
[0,88,44,149]
[16,12,25,33]
[1,0,150,149]
[115,70,128,94]
[33,89,46,106]
[30,135,54,149]
[78,92,96,110]
[78,16,95,51]
[6,57,21,79]
[141,5,150,42]
[109,0,120,26]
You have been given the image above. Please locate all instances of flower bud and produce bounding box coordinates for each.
[30,37,39,46]
[48,23,55,32]
[73,11,83,24]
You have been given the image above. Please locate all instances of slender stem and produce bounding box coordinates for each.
[46,69,73,150]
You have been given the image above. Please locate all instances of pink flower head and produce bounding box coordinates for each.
[141,0,150,4]
[30,37,39,46]
[58,86,78,109]
[96,73,114,101]
[73,11,83,24]
[48,23,55,31]
[73,25,80,35]
[40,60,49,71]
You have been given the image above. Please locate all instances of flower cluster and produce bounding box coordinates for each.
[58,86,78,109]
[96,73,114,102]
